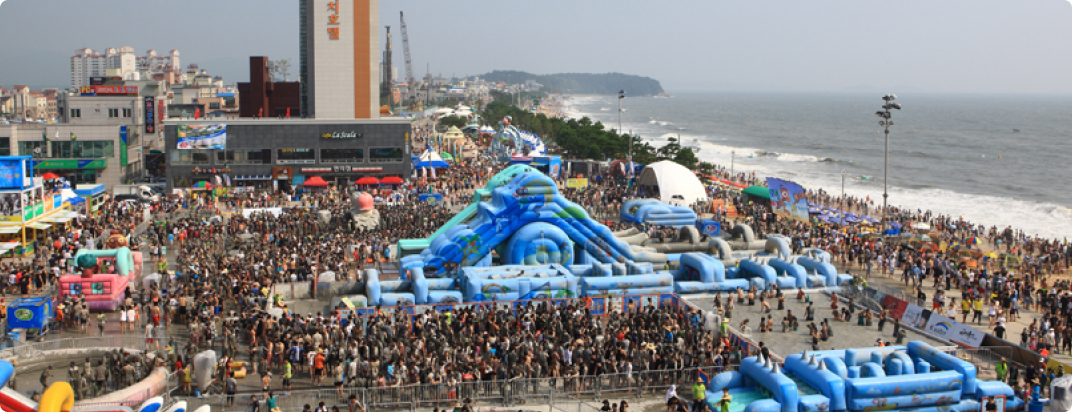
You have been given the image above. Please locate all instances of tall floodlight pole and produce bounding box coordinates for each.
[841,169,846,207]
[730,150,735,180]
[618,90,626,159]
[875,94,901,231]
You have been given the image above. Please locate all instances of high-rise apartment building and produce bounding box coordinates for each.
[299,0,380,119]
[72,47,182,88]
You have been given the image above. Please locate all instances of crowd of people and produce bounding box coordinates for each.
[15,118,1072,409]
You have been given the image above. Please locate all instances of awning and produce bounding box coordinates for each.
[27,222,51,230]
[44,216,73,224]
[741,185,771,200]
[0,243,17,251]
[0,227,21,235]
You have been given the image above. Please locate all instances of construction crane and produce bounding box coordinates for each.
[400,11,414,85]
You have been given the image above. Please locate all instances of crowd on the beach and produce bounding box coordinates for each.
[19,116,1072,408]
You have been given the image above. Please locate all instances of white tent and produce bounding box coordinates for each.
[636,160,708,205]
[414,150,450,169]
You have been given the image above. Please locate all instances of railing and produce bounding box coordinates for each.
[76,369,181,408]
[168,366,738,412]
[0,334,172,362]
[940,346,1021,374]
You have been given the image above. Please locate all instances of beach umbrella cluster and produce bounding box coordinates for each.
[806,202,880,226]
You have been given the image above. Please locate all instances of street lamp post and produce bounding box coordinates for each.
[618,90,627,160]
[840,169,847,210]
[730,150,735,181]
[875,94,901,230]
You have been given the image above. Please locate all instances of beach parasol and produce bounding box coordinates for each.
[917,234,932,242]
[41,172,60,180]
[192,181,214,190]
[888,222,902,229]
[966,237,982,245]
[911,222,931,230]
[355,176,380,185]
[985,252,998,259]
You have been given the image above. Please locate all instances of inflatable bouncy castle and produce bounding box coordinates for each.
[59,241,142,311]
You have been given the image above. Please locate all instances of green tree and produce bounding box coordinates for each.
[437,115,468,129]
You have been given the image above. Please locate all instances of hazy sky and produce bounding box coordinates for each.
[1,0,1071,93]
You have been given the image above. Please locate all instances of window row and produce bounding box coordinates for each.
[170,147,405,165]
[18,141,113,158]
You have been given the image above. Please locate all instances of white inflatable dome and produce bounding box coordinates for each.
[636,161,709,205]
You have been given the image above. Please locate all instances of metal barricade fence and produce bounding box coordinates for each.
[941,346,1019,374]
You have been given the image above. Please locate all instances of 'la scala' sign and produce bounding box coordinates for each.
[321,131,363,139]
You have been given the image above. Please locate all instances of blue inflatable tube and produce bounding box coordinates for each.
[884,351,916,375]
[0,360,12,387]
[846,371,963,408]
[908,341,978,395]
[503,222,575,265]
[743,400,781,412]
[706,371,743,392]
[739,356,798,412]
[797,256,838,286]
[783,353,847,411]
[738,259,777,288]
[579,273,673,291]
[768,258,808,288]
[764,237,791,260]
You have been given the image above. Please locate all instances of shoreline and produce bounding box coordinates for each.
[561,94,1072,241]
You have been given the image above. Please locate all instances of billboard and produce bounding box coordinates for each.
[0,193,21,221]
[766,177,809,221]
[0,158,29,190]
[176,124,227,150]
[566,178,588,189]
[79,85,138,96]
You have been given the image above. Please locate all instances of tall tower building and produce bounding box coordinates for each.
[300,0,380,119]
[381,26,393,103]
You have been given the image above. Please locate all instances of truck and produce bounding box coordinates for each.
[112,185,161,202]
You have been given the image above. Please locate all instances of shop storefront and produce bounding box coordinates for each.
[164,119,411,192]
[33,158,108,185]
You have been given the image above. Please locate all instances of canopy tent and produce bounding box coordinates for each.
[354,176,380,185]
[741,185,771,200]
[443,126,465,139]
[414,150,450,169]
[380,176,404,185]
[440,152,454,161]
[41,173,60,180]
[303,176,329,187]
[635,161,709,205]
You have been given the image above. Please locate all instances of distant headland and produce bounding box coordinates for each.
[478,70,666,96]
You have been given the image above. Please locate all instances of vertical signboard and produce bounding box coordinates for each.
[144,96,156,134]
[119,126,128,167]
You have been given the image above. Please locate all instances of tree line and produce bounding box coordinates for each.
[480,99,700,170]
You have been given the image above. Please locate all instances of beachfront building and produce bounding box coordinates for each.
[0,156,77,257]
[298,0,380,119]
[0,81,169,188]
[163,118,410,191]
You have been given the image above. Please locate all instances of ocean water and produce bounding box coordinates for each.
[564,92,1072,239]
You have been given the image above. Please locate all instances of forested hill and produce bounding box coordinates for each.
[478,70,665,96]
